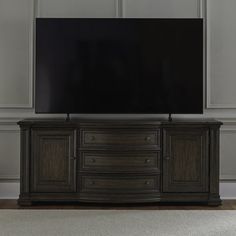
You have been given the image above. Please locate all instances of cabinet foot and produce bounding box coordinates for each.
[18,199,33,206]
[207,199,222,206]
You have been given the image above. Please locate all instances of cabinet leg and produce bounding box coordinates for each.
[207,198,222,206]
[18,199,33,206]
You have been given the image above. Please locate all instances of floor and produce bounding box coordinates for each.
[0,200,236,210]
[2,210,236,236]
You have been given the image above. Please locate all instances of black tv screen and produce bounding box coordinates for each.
[36,18,203,114]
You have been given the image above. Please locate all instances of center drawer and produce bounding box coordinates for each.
[80,151,160,173]
[80,175,160,193]
[80,129,160,149]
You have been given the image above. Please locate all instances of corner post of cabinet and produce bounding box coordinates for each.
[208,124,222,206]
[18,125,32,206]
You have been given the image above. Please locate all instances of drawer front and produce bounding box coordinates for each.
[80,151,160,173]
[80,129,160,148]
[80,175,160,193]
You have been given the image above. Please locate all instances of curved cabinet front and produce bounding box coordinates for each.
[17,119,222,206]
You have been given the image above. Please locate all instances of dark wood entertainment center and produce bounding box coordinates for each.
[18,119,222,206]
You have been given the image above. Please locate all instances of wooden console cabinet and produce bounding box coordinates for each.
[18,119,222,206]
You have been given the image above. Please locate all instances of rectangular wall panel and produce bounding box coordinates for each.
[37,0,118,18]
[0,0,33,108]
[220,130,236,180]
[207,0,236,108]
[0,130,20,179]
[123,0,201,18]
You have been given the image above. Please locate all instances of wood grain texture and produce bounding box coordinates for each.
[208,126,221,205]
[17,119,222,206]
[31,129,77,193]
[80,175,160,193]
[163,128,209,193]
[80,151,160,173]
[80,128,160,150]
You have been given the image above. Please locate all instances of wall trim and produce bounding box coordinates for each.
[35,0,40,17]
[122,0,203,18]
[0,0,35,109]
[0,183,19,199]
[220,175,236,182]
[121,0,126,17]
[198,0,204,18]
[221,122,236,132]
[220,182,236,200]
[0,176,20,183]
[206,0,236,109]
[0,119,20,131]
[115,0,123,18]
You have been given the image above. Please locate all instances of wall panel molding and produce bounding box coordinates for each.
[0,176,20,182]
[220,175,236,182]
[0,0,35,109]
[206,0,236,108]
[198,0,204,18]
[115,0,123,17]
[37,0,118,18]
[220,126,236,182]
[122,0,202,18]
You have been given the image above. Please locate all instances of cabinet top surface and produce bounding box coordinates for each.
[18,118,223,126]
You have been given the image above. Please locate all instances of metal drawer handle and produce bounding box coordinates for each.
[145,181,150,185]
[91,158,96,163]
[90,181,95,185]
[145,136,151,142]
[145,159,151,163]
[70,156,77,161]
[165,156,171,161]
[90,136,96,141]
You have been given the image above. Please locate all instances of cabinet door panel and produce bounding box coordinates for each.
[31,129,77,193]
[163,128,209,193]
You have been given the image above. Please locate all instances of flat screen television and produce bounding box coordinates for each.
[35,18,203,114]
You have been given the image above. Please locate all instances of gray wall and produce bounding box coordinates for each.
[0,0,236,195]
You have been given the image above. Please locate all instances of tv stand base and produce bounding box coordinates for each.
[17,118,222,206]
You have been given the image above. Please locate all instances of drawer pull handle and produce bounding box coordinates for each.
[90,136,96,141]
[145,136,151,142]
[91,159,96,163]
[70,156,77,161]
[165,156,171,161]
[145,159,151,163]
[145,181,150,185]
[90,181,95,185]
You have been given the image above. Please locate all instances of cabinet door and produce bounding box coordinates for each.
[163,128,209,193]
[31,129,77,193]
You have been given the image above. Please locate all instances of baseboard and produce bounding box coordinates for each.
[220,182,236,200]
[0,182,236,200]
[0,182,19,199]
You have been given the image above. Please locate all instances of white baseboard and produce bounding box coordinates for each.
[220,182,236,200]
[0,182,19,199]
[0,182,236,200]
